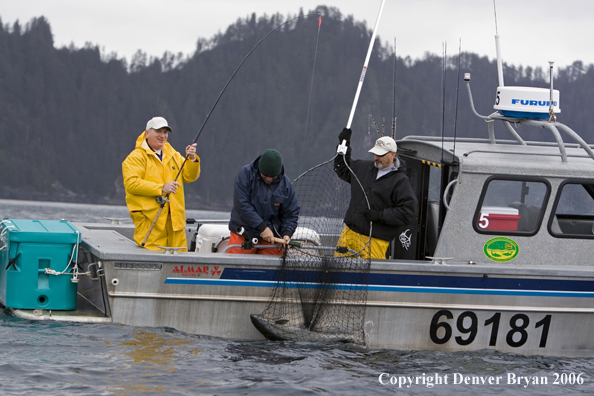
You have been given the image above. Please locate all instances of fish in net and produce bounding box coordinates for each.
[250,154,373,344]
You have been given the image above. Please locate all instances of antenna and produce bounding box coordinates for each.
[549,61,556,122]
[453,38,462,158]
[493,0,504,87]
[440,42,446,165]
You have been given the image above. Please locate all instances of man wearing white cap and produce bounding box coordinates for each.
[334,128,417,259]
[122,116,200,251]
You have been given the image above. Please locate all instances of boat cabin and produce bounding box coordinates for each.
[398,115,594,267]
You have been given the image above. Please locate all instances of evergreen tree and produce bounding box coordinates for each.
[0,9,592,209]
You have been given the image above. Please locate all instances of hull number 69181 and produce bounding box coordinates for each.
[429,310,552,348]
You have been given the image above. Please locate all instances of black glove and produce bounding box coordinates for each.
[365,209,381,222]
[338,128,352,144]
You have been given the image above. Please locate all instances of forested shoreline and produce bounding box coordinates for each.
[1,6,592,210]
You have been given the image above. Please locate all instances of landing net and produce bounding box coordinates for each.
[251,154,372,344]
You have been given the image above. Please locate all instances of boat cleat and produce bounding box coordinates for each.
[102,217,129,225]
[158,246,186,254]
[426,257,453,265]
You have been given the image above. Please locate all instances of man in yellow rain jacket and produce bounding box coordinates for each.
[122,116,200,251]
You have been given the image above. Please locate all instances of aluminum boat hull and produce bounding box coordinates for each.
[11,222,589,358]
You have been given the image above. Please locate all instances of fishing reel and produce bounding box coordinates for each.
[155,195,169,205]
[236,227,259,250]
[337,139,348,155]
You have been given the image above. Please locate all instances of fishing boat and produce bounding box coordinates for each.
[2,3,594,358]
[3,73,594,357]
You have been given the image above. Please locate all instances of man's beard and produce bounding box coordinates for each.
[374,161,385,170]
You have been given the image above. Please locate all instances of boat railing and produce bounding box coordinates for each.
[464,74,594,163]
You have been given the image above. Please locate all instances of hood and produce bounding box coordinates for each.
[135,131,173,154]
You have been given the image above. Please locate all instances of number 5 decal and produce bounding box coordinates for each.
[478,213,489,229]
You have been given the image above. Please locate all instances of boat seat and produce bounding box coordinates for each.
[510,203,542,232]
[194,224,231,252]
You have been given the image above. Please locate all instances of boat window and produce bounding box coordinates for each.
[428,166,442,202]
[473,177,550,235]
[549,180,594,239]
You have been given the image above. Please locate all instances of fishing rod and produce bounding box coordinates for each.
[440,42,446,166]
[453,38,462,158]
[369,114,381,137]
[141,12,321,247]
[392,38,396,139]
[334,0,386,257]
[345,0,386,130]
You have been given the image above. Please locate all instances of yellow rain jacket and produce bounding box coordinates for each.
[122,131,200,249]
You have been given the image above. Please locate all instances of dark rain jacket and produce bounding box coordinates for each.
[229,156,300,240]
[334,145,418,242]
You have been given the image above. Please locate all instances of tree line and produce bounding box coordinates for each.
[1,6,593,210]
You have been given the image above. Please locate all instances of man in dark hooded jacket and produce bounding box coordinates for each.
[228,149,300,255]
[334,128,417,259]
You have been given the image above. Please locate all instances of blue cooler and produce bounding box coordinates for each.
[0,219,80,310]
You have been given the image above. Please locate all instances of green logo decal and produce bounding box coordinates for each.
[483,237,519,262]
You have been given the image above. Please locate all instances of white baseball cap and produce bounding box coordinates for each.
[146,116,172,132]
[368,136,397,156]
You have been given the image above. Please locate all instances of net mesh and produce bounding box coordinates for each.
[251,155,372,344]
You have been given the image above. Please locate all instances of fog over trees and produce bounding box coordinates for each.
[1,7,592,210]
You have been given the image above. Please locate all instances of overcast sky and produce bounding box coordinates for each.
[2,0,593,70]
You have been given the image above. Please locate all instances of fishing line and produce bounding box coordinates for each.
[299,16,323,171]
[292,154,372,257]
[178,12,322,180]
[252,2,386,342]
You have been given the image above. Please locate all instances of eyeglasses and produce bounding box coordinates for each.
[260,173,278,179]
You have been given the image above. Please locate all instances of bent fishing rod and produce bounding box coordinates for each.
[142,12,321,247]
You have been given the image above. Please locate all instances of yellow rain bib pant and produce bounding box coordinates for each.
[334,225,390,259]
